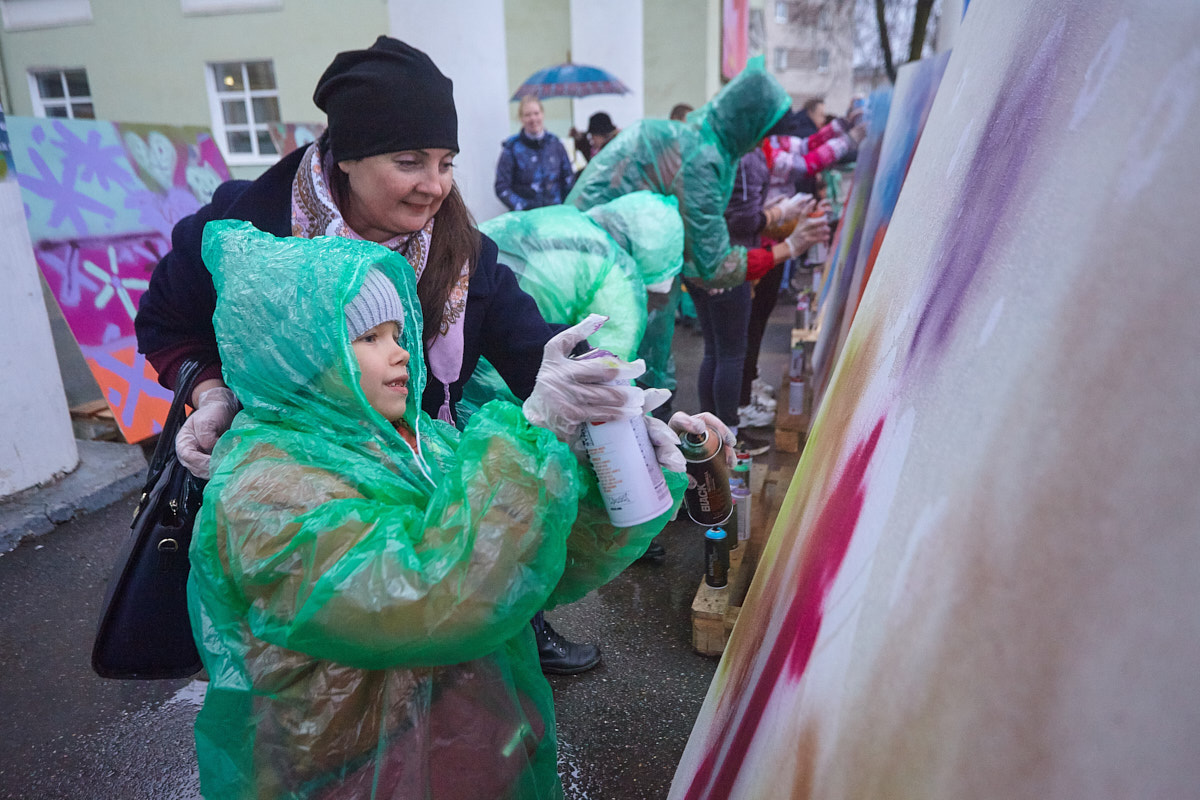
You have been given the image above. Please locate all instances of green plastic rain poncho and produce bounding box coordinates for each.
[566,57,790,290]
[459,191,684,423]
[188,220,684,799]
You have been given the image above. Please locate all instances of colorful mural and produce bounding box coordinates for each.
[8,117,230,442]
[814,51,950,409]
[266,121,325,158]
[672,1,1200,797]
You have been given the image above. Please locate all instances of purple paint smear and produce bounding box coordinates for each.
[908,16,1067,363]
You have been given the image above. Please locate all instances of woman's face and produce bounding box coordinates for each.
[519,100,545,137]
[338,149,455,242]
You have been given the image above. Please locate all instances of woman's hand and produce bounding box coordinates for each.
[176,386,239,479]
[523,315,646,442]
[784,214,832,259]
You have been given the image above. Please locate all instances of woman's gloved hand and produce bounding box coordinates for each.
[668,411,738,468]
[775,191,816,222]
[784,213,832,259]
[642,389,685,472]
[523,314,647,442]
[176,386,239,479]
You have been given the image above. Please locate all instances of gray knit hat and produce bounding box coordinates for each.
[345,268,405,340]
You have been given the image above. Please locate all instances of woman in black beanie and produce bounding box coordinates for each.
[135,36,606,676]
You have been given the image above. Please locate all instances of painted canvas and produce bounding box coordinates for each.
[672,1,1200,798]
[0,105,13,181]
[810,88,890,396]
[267,122,325,158]
[814,51,950,408]
[8,117,230,442]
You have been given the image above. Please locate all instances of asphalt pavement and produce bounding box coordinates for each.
[0,300,797,800]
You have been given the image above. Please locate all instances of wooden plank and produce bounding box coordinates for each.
[790,327,819,346]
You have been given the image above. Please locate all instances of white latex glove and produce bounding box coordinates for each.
[785,214,832,259]
[175,387,238,480]
[524,314,647,442]
[642,389,685,472]
[775,191,816,222]
[669,411,738,468]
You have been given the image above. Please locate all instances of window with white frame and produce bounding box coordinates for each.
[774,1,788,24]
[29,68,94,118]
[206,60,280,163]
[817,48,830,72]
[818,6,832,30]
[774,47,789,72]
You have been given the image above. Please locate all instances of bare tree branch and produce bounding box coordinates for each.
[908,0,935,61]
[874,0,898,82]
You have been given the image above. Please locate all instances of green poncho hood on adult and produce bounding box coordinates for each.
[566,56,789,289]
[188,220,683,799]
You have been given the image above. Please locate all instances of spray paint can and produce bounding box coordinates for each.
[704,527,730,587]
[730,458,751,492]
[678,427,733,526]
[576,349,673,527]
[789,378,806,417]
[732,485,752,546]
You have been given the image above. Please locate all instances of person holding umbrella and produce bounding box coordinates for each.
[494,95,576,211]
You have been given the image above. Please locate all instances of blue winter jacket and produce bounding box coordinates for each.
[494,131,576,211]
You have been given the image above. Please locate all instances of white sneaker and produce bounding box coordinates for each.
[751,378,776,400]
[752,391,777,411]
[738,403,775,429]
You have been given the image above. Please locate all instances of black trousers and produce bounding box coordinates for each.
[740,260,787,406]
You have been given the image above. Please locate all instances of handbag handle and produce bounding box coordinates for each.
[132,360,210,526]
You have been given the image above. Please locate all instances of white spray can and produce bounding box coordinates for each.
[576,350,673,527]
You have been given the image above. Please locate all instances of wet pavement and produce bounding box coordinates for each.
[0,301,797,799]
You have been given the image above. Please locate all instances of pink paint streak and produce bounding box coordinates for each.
[683,417,885,799]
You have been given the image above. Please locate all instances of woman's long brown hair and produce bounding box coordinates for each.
[322,135,480,343]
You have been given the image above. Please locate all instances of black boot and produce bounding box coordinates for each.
[532,613,601,675]
[636,536,666,563]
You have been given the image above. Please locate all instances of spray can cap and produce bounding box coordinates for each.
[705,527,727,540]
[684,429,709,446]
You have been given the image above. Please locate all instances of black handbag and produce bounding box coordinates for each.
[92,359,209,679]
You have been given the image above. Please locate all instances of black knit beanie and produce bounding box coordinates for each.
[314,36,458,162]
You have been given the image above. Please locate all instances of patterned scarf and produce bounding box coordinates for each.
[291,143,469,422]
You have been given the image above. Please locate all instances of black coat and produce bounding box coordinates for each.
[135,147,554,422]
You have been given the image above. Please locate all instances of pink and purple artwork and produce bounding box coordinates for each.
[9,117,230,441]
[672,1,1200,797]
[814,51,951,409]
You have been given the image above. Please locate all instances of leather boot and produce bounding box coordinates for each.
[533,613,601,675]
[636,537,666,563]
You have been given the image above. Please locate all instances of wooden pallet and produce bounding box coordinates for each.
[70,399,120,441]
[691,462,792,655]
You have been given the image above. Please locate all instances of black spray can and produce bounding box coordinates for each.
[704,527,730,588]
[679,427,733,526]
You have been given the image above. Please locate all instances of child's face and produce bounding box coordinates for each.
[351,321,411,422]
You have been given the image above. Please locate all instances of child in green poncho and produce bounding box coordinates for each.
[188,220,731,799]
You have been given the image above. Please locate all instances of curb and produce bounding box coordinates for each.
[0,439,147,554]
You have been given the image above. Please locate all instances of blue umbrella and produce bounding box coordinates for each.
[510,63,631,101]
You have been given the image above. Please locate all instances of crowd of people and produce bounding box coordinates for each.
[134,34,863,799]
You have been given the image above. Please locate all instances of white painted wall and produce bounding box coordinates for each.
[569,0,645,132]
[386,0,510,222]
[0,177,78,498]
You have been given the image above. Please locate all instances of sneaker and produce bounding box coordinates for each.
[738,403,775,429]
[751,378,776,400]
[751,391,777,412]
[735,433,771,457]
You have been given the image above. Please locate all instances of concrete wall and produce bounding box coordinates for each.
[388,0,511,222]
[644,0,717,118]
[766,0,855,113]
[0,176,78,497]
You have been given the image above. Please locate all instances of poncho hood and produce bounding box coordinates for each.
[691,56,792,158]
[584,190,684,288]
[202,220,431,476]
